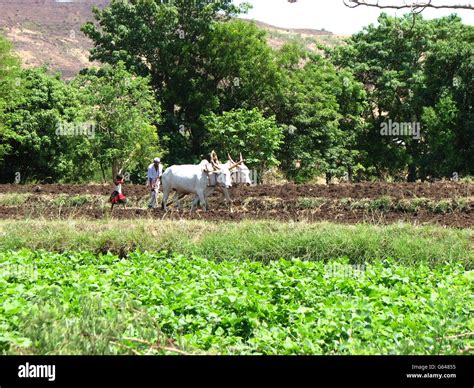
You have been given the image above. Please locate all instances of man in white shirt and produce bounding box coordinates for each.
[147,157,163,209]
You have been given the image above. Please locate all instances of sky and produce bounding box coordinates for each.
[235,0,474,35]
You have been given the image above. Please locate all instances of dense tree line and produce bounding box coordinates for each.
[0,0,472,183]
[329,13,473,181]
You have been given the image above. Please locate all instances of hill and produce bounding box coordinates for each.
[0,0,108,78]
[0,0,346,78]
[243,19,346,51]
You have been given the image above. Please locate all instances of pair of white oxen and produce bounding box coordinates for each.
[161,154,252,212]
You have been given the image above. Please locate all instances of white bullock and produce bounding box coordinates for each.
[161,160,232,212]
[191,154,252,211]
[227,153,252,187]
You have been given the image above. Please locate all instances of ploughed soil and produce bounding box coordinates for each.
[0,182,472,199]
[0,182,472,228]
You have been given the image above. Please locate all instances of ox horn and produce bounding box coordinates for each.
[211,150,221,164]
[211,160,220,171]
[228,153,236,164]
[229,160,244,170]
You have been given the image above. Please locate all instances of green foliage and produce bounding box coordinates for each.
[81,0,278,163]
[203,108,283,175]
[348,196,393,211]
[0,67,84,183]
[420,94,460,177]
[330,14,473,181]
[0,38,163,183]
[74,62,163,181]
[1,12,473,183]
[51,194,95,207]
[0,193,30,206]
[0,34,20,101]
[207,20,280,115]
[0,34,21,160]
[421,23,474,177]
[0,36,20,99]
[14,296,168,355]
[0,35,21,115]
[274,44,367,182]
[297,197,326,209]
[0,250,471,354]
[0,220,471,268]
[343,196,471,213]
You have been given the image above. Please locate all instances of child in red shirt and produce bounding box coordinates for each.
[110,174,127,211]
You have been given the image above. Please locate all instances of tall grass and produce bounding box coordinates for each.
[0,220,471,268]
[0,193,31,206]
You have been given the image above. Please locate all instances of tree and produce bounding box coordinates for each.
[0,34,20,101]
[330,13,473,180]
[274,44,367,183]
[82,0,279,163]
[74,62,163,181]
[202,108,283,180]
[0,34,21,164]
[420,94,460,178]
[207,20,281,115]
[332,68,369,182]
[0,67,85,183]
[421,23,474,177]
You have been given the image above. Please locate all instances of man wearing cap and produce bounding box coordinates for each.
[147,157,163,209]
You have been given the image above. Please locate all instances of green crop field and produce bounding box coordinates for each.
[1,0,473,364]
[0,220,472,355]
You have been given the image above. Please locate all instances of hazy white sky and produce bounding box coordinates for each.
[235,0,474,35]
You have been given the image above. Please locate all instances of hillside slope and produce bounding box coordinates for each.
[0,0,344,78]
[0,0,107,77]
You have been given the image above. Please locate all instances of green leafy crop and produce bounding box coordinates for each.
[1,250,472,355]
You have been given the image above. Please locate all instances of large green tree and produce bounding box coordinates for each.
[74,62,162,181]
[82,0,280,163]
[274,44,367,183]
[203,108,283,179]
[330,13,473,180]
[420,22,474,178]
[0,67,84,183]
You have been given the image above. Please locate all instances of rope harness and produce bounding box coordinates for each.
[207,172,218,187]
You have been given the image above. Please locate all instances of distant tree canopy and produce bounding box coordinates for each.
[0,8,472,183]
[74,62,162,182]
[0,61,161,183]
[274,44,367,183]
[82,0,279,163]
[203,108,283,177]
[0,67,83,183]
[330,13,474,181]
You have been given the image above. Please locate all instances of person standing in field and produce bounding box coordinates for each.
[110,174,127,211]
[147,157,163,209]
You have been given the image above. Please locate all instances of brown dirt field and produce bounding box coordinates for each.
[0,182,472,199]
[0,182,472,228]
[0,205,472,228]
